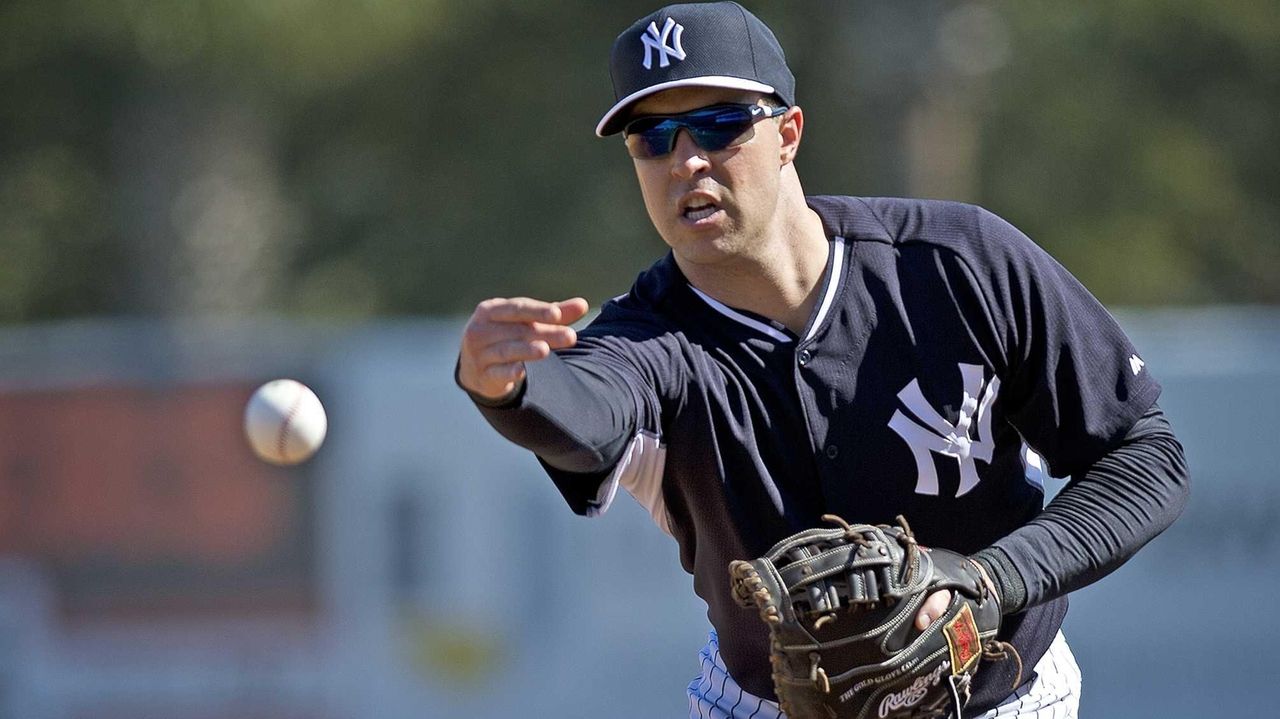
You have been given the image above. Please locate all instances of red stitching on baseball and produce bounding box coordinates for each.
[276,385,304,462]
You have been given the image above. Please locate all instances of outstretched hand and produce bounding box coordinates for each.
[457,296,590,401]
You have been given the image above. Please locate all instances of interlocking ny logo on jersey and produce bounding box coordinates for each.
[641,18,687,69]
[888,364,998,497]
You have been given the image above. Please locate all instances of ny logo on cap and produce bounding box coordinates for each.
[641,17,686,69]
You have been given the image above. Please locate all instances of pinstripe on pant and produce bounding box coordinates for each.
[687,630,1081,719]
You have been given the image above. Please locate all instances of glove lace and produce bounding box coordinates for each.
[982,639,1025,691]
[822,514,921,581]
[808,652,831,694]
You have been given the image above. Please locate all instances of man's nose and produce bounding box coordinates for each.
[669,130,711,178]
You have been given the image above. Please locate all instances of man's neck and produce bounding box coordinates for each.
[678,200,830,336]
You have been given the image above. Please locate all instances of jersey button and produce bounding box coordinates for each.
[825,444,839,459]
[798,349,813,366]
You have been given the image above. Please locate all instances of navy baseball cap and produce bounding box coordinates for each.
[595,1,796,137]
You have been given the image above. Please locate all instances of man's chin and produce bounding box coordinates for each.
[665,234,745,268]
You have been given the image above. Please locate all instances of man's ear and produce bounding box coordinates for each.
[778,106,804,166]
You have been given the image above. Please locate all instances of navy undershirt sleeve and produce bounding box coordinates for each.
[458,304,676,513]
[945,207,1187,614]
[972,402,1190,613]
[464,351,639,474]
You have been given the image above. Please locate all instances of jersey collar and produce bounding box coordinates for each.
[686,237,848,345]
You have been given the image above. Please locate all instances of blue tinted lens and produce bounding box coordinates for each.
[624,104,779,159]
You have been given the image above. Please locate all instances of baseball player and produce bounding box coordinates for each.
[455,3,1189,717]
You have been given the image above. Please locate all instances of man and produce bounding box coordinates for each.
[456,3,1188,717]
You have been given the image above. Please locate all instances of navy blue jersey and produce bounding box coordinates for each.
[472,196,1161,705]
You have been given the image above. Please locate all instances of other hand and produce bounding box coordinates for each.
[457,296,590,401]
[914,559,1000,631]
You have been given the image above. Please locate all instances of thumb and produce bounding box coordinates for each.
[915,589,951,631]
[915,609,933,632]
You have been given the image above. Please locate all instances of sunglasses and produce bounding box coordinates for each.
[622,103,789,159]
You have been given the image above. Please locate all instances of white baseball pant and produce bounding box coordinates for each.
[687,630,1081,719]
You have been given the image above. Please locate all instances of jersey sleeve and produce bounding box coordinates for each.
[468,301,679,516]
[972,208,1162,477]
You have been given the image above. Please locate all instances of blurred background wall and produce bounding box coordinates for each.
[0,1,1276,717]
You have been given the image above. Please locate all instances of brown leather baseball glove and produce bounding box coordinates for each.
[729,516,1021,719]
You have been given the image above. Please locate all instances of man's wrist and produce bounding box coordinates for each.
[970,547,1028,615]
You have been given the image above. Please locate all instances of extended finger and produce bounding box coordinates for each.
[466,320,577,351]
[481,297,571,324]
[534,321,578,349]
[556,297,590,325]
[479,339,553,366]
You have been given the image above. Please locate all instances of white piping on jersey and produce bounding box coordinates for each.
[688,286,792,343]
[1022,444,1048,491]
[584,430,671,536]
[803,237,846,342]
[686,237,847,345]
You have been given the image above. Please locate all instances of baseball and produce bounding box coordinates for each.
[243,379,328,466]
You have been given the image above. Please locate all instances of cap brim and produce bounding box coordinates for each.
[595,76,777,137]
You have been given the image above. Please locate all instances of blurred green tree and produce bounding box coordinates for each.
[0,0,1275,322]
[980,0,1280,304]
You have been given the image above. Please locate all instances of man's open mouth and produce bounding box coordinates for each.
[683,201,720,221]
